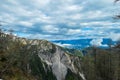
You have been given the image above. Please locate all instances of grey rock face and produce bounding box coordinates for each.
[34,40,86,80]
[17,38,86,80]
[51,47,67,80]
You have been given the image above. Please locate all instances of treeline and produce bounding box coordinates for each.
[81,46,120,80]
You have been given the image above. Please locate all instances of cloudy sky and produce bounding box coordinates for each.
[0,0,120,40]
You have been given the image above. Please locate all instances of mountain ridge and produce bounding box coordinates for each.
[0,32,85,80]
[1,31,120,80]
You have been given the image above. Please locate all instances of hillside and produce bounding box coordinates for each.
[0,32,84,80]
[0,32,120,80]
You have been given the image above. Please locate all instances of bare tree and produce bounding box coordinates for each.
[114,0,120,3]
[114,0,120,19]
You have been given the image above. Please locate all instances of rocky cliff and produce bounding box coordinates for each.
[0,33,85,80]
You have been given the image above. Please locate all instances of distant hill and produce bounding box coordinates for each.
[52,39,116,49]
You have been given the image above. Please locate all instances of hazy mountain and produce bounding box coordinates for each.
[52,39,116,49]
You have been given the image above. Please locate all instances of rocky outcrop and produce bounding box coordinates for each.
[24,39,86,80]
[0,33,85,80]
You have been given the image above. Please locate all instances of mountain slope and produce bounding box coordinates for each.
[0,33,85,80]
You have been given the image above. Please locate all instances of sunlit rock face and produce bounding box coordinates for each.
[26,40,86,80]
[0,33,85,80]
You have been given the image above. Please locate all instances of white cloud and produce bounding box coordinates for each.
[70,14,83,20]
[63,5,83,12]
[24,33,52,40]
[90,38,109,47]
[67,29,81,35]
[102,44,109,47]
[19,21,33,27]
[54,43,72,48]
[0,0,120,40]
[42,25,59,33]
[81,21,120,26]
[32,0,50,7]
[90,38,103,46]
[110,33,120,41]
[86,11,105,19]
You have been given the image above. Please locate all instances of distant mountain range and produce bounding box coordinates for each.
[51,38,117,49]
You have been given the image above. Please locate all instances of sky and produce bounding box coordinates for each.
[0,0,120,42]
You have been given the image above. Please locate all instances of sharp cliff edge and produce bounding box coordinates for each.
[0,32,85,80]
